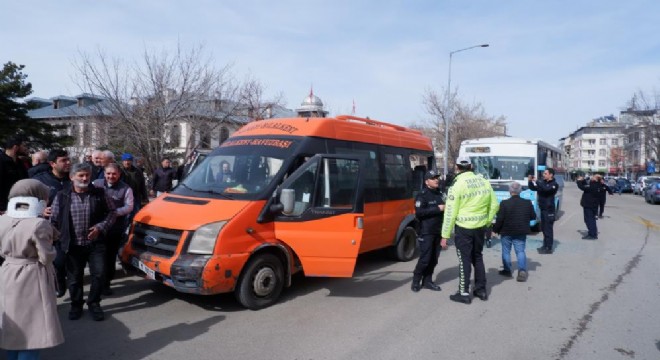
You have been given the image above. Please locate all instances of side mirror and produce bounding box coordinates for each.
[280,189,295,214]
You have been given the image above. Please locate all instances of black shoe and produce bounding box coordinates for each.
[581,235,597,240]
[486,239,492,248]
[411,281,421,292]
[88,303,105,321]
[498,269,513,277]
[472,290,488,301]
[57,279,67,298]
[68,307,83,320]
[449,292,472,304]
[537,247,549,254]
[422,281,442,291]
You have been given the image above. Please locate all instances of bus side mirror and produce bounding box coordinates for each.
[280,189,295,214]
[270,189,295,215]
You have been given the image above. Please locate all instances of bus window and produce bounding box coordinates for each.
[382,152,410,200]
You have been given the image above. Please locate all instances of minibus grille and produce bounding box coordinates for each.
[131,223,183,258]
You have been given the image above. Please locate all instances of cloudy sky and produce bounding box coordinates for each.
[4,0,660,145]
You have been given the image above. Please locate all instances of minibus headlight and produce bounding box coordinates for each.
[188,221,226,255]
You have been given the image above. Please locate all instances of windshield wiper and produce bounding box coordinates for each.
[180,182,234,199]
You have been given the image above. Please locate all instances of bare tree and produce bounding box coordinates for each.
[418,88,506,171]
[624,90,660,166]
[72,43,282,174]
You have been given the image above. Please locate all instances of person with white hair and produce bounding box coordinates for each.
[95,150,115,181]
[28,151,49,178]
[0,179,65,359]
[492,182,536,282]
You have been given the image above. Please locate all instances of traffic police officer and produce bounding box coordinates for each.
[441,156,498,304]
[411,170,445,292]
[528,168,559,254]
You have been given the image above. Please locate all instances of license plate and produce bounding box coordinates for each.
[132,257,156,280]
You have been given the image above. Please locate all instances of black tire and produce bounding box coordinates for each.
[235,253,285,310]
[390,227,418,262]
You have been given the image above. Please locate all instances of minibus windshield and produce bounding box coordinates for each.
[174,137,299,200]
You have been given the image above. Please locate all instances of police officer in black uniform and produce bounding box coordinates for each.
[411,170,446,292]
[528,168,559,254]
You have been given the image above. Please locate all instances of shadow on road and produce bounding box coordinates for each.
[45,292,224,360]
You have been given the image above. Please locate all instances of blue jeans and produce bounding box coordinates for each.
[6,350,40,360]
[500,234,527,272]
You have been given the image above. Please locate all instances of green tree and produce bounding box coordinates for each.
[0,61,73,149]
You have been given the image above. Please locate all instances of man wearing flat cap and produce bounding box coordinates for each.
[410,169,446,292]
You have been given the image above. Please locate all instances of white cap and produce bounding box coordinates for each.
[456,155,472,166]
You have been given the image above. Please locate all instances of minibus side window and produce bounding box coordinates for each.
[382,151,410,200]
[319,158,358,208]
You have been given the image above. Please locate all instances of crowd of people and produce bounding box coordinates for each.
[0,135,192,359]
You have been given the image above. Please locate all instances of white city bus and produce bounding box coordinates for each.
[458,137,564,232]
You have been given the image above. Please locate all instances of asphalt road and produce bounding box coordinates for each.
[39,185,660,360]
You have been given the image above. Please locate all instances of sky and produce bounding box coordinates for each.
[3,0,660,146]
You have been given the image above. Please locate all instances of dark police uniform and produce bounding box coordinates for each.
[528,176,558,253]
[411,170,445,292]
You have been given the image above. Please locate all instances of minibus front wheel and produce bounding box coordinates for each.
[390,226,418,262]
[235,253,285,310]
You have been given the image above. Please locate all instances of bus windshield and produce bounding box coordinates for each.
[470,156,535,180]
[174,137,299,200]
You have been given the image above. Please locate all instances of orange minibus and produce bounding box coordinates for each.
[121,115,435,309]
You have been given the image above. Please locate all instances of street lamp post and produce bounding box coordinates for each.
[443,43,489,176]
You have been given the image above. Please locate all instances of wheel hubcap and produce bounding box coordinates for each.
[253,266,276,297]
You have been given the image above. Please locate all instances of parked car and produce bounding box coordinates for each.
[643,180,660,204]
[615,178,633,193]
[634,176,660,195]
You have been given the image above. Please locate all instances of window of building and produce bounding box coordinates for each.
[611,138,618,146]
[220,127,230,143]
[599,160,606,167]
[170,125,181,148]
[599,138,607,145]
[599,149,606,156]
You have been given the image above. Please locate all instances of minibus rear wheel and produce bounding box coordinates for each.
[390,226,417,262]
[235,253,285,310]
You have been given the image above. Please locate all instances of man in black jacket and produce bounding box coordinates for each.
[50,163,115,321]
[410,170,446,292]
[32,149,71,297]
[578,175,603,240]
[597,177,613,218]
[0,136,29,214]
[150,157,177,197]
[492,182,536,282]
[528,168,559,254]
